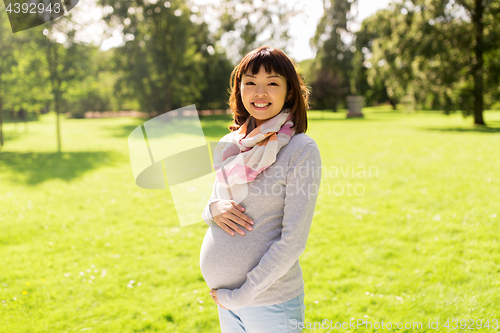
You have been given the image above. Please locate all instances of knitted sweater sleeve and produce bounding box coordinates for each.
[216,142,322,310]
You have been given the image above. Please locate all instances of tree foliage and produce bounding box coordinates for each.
[98,0,226,114]
[0,12,20,147]
[96,0,302,115]
[213,0,300,63]
[309,0,358,111]
[357,0,500,124]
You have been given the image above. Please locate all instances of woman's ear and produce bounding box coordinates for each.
[286,91,292,101]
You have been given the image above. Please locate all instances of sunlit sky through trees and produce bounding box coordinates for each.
[54,0,392,62]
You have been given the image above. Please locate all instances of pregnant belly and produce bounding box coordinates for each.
[199,225,278,290]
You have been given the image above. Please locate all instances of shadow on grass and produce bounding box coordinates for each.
[486,120,500,125]
[420,125,500,134]
[105,115,233,139]
[102,117,146,138]
[309,115,397,122]
[0,151,121,185]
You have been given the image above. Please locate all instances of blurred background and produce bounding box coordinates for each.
[1,0,499,150]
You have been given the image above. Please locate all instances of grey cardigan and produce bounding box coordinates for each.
[200,132,322,310]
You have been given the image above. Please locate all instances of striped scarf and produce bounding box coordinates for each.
[213,108,295,190]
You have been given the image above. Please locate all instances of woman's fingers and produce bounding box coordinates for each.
[212,296,229,310]
[216,215,251,236]
[210,290,229,309]
[222,219,234,236]
[216,218,236,235]
[228,212,254,231]
[211,200,255,236]
[230,200,245,212]
[229,202,254,228]
[222,217,245,236]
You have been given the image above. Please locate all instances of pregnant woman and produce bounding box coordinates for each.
[200,46,322,333]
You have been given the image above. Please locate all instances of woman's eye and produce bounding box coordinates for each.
[245,82,278,86]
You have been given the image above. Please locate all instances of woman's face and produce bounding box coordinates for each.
[240,65,291,127]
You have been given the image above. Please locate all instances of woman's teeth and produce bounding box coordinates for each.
[254,103,270,107]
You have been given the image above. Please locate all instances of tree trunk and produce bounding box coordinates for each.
[383,83,397,110]
[332,98,338,112]
[388,97,397,110]
[0,93,3,147]
[55,92,61,153]
[472,0,486,125]
[47,38,63,152]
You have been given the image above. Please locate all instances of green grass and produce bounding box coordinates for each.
[0,107,499,332]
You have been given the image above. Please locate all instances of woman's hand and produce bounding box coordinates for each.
[209,200,254,236]
[210,289,229,310]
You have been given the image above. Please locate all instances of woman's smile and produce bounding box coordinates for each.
[251,102,271,110]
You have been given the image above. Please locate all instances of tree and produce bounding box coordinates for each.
[29,24,95,152]
[309,65,342,111]
[359,0,500,125]
[0,9,20,148]
[213,0,301,64]
[310,0,359,111]
[424,0,500,124]
[99,0,221,115]
[97,0,303,116]
[355,5,417,110]
[352,19,392,108]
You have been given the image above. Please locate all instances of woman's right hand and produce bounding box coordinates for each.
[209,200,254,236]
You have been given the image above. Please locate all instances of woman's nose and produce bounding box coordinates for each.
[255,85,267,96]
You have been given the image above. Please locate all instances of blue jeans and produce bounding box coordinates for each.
[217,291,306,333]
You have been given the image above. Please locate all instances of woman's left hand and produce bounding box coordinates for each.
[210,289,230,310]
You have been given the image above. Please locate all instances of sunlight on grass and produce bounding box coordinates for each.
[0,108,499,332]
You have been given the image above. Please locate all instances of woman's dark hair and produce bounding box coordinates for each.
[227,46,310,133]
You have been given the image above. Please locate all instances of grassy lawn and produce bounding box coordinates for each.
[0,107,499,332]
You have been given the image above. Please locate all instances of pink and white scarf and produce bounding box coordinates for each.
[213,108,295,188]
